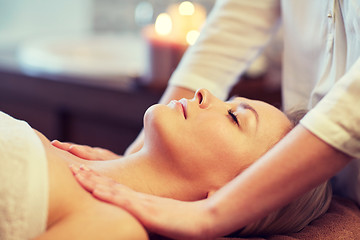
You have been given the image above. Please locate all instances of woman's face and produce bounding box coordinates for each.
[143,89,292,188]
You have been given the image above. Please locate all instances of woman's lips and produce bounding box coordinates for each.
[179,98,187,119]
[170,99,187,119]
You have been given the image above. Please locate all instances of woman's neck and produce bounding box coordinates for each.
[82,149,207,201]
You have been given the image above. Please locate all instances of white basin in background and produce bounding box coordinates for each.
[17,34,146,82]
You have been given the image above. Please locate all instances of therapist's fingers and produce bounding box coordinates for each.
[71,165,141,204]
[70,165,118,193]
[72,165,159,206]
[71,165,212,239]
[51,140,73,151]
[68,145,101,160]
[90,181,210,239]
[70,146,120,160]
[53,140,120,160]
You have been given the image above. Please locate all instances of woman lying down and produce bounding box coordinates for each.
[0,88,331,239]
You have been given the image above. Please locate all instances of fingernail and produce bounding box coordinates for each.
[75,172,85,180]
[69,164,80,173]
[79,164,90,171]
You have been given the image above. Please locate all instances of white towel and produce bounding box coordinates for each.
[0,112,48,240]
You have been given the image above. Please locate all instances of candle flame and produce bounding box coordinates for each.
[155,13,172,36]
[186,30,200,45]
[179,1,195,16]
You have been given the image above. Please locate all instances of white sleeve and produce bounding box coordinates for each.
[300,57,360,159]
[169,0,281,100]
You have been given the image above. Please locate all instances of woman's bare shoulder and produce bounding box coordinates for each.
[37,153,149,239]
[37,200,149,240]
[32,129,148,239]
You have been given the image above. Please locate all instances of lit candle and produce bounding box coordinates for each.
[155,13,172,36]
[140,1,206,89]
[167,1,206,45]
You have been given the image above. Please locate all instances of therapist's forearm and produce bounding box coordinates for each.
[204,124,351,237]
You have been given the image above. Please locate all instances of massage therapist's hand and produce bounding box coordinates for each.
[52,140,120,160]
[70,165,216,240]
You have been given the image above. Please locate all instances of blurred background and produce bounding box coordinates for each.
[0,0,282,154]
[0,0,214,44]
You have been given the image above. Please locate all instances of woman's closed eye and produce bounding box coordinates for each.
[228,109,239,126]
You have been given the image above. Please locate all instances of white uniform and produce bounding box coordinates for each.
[169,0,360,204]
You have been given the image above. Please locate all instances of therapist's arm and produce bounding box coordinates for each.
[202,124,350,237]
[73,124,351,239]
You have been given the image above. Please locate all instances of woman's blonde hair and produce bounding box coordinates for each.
[236,109,332,237]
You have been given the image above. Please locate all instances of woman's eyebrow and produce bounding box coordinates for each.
[239,102,259,124]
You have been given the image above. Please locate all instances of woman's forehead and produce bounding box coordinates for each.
[227,97,259,110]
[227,96,247,104]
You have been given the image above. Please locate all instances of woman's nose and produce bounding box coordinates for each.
[194,88,212,109]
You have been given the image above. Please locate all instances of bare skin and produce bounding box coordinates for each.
[70,124,351,239]
[33,131,148,240]
[125,86,196,155]
[51,87,306,239]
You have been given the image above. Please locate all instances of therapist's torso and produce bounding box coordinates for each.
[281,0,360,110]
[281,0,360,205]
